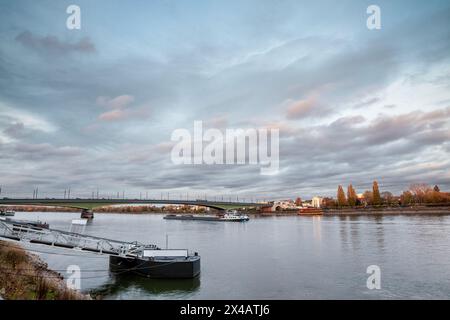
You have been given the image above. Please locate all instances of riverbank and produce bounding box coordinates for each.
[0,240,90,300]
[321,206,450,216]
[3,205,450,217]
[1,205,207,214]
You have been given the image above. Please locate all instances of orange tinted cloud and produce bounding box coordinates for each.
[96,95,134,109]
[98,109,126,121]
[286,95,318,119]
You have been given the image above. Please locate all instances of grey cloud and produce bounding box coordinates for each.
[353,97,381,109]
[1,142,83,161]
[2,122,25,138]
[15,31,96,55]
[1,2,450,199]
[271,107,450,194]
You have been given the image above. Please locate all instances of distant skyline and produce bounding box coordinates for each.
[0,0,449,199]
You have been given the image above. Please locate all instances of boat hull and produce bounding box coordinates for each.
[109,255,201,279]
[80,209,94,219]
[298,208,323,215]
[164,215,249,222]
[0,212,15,217]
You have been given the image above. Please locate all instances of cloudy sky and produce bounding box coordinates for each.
[0,0,449,200]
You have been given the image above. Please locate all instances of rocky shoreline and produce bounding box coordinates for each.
[0,240,90,300]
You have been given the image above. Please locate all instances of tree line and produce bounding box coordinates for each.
[324,182,450,208]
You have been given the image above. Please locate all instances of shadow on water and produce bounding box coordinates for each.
[90,273,201,299]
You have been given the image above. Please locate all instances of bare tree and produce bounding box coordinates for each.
[409,183,431,203]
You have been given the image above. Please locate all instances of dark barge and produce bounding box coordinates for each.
[110,249,200,278]
[164,210,249,222]
[5,217,49,230]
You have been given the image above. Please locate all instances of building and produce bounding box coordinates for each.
[264,200,298,212]
[311,196,323,208]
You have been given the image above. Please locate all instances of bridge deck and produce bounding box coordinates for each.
[0,198,268,210]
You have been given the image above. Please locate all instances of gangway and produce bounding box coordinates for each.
[0,217,156,256]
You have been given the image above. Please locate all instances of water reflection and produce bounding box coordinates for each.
[338,215,349,251]
[10,211,450,299]
[90,273,201,299]
[312,216,322,241]
[349,215,360,250]
[373,215,386,254]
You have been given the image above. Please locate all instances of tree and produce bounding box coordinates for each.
[322,197,337,208]
[381,191,394,205]
[400,191,414,206]
[363,191,373,205]
[295,197,302,206]
[409,183,431,203]
[347,184,357,207]
[337,185,347,207]
[434,185,440,192]
[372,181,381,205]
[424,190,441,203]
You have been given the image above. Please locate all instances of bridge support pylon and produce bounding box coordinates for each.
[81,208,94,220]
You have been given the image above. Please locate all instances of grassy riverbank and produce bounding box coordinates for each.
[0,240,89,300]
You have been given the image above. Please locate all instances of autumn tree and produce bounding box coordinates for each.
[424,190,441,203]
[363,191,373,205]
[409,183,431,203]
[322,197,337,208]
[424,189,450,203]
[372,181,381,205]
[381,191,394,205]
[337,185,347,207]
[400,191,414,206]
[347,184,357,207]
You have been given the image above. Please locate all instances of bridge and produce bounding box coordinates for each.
[0,198,269,218]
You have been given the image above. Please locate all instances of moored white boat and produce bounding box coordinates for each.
[164,210,249,222]
[0,209,15,217]
[221,210,250,221]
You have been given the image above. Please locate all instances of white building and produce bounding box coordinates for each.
[269,200,298,211]
[311,196,323,208]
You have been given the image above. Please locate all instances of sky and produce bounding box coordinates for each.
[0,0,449,200]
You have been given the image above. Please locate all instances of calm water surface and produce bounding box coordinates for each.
[12,212,450,299]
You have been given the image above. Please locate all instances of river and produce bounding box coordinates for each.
[11,211,450,299]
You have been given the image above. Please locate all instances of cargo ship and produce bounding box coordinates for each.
[164,210,249,222]
[298,207,323,215]
[3,217,50,230]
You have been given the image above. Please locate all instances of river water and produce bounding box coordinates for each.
[11,211,450,299]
